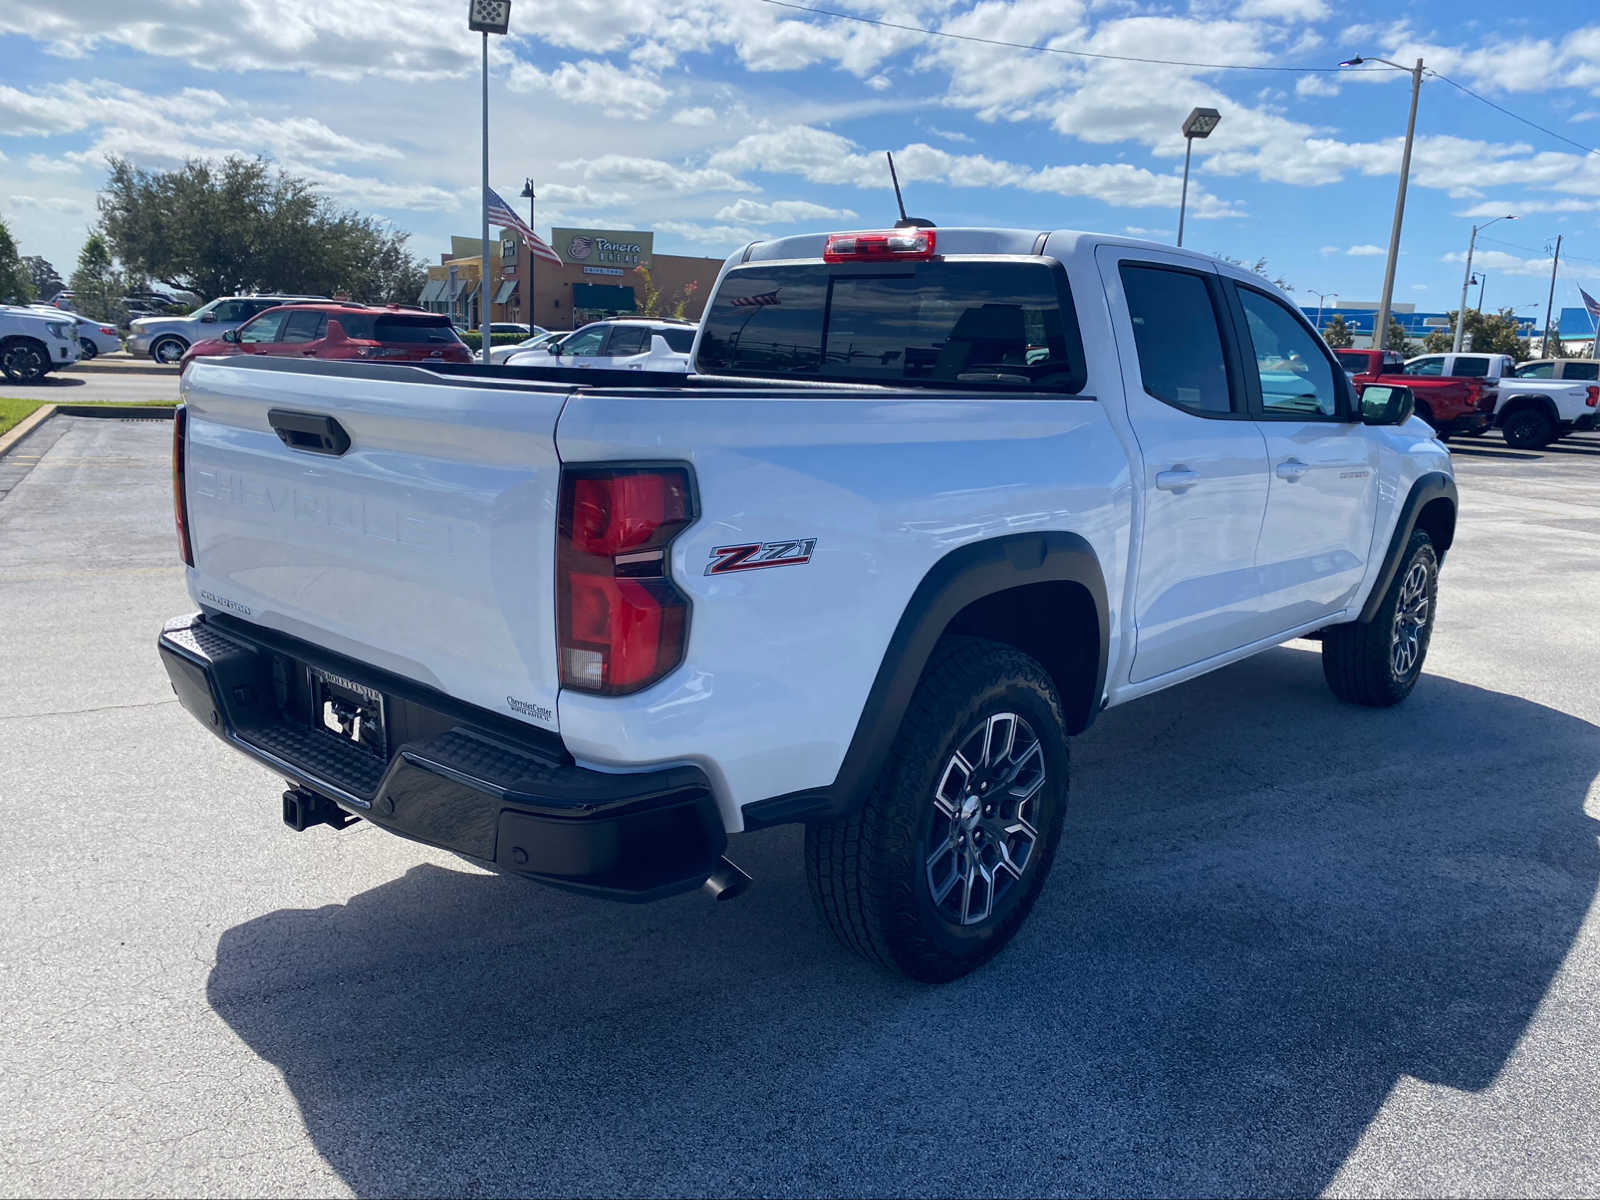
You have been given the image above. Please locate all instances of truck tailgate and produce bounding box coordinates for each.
[180,359,572,732]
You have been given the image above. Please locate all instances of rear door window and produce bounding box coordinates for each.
[1452,356,1491,377]
[1118,264,1238,415]
[279,311,327,343]
[1564,361,1598,380]
[603,326,649,356]
[697,260,1084,391]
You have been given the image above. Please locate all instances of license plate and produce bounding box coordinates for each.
[309,666,388,757]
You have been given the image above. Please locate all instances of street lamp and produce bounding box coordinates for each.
[520,176,536,329]
[1339,54,1425,351]
[1176,107,1220,248]
[1308,289,1338,334]
[1453,214,1515,351]
[469,0,512,365]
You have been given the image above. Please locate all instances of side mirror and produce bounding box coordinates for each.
[221,329,239,344]
[200,311,217,323]
[1360,384,1415,427]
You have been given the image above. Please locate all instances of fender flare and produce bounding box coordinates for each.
[743,531,1109,829]
[1358,472,1457,624]
[1494,393,1559,428]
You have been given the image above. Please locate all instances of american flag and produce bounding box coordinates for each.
[1581,286,1600,326]
[730,289,781,308]
[486,187,563,265]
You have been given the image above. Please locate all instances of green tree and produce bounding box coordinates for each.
[0,214,36,303]
[1386,318,1414,357]
[1216,254,1292,292]
[21,255,64,300]
[1322,313,1354,348]
[97,155,427,303]
[68,231,130,326]
[1419,308,1529,361]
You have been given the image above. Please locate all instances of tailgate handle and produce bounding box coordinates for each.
[267,409,351,456]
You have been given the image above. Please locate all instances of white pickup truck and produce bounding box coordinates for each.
[159,227,1457,980]
[1402,352,1599,448]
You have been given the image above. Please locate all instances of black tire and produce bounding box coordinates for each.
[805,636,1069,982]
[1,337,50,383]
[1502,407,1555,450]
[1322,530,1439,707]
[78,337,98,360]
[151,336,187,365]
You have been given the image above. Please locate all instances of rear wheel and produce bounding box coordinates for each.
[1,338,49,383]
[78,337,98,360]
[1502,407,1555,449]
[1322,530,1438,707]
[805,636,1068,982]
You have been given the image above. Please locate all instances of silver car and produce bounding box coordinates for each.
[128,294,324,364]
[28,306,122,359]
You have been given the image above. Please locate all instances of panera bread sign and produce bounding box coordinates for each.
[552,227,653,268]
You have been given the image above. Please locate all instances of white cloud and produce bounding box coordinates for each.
[1295,75,1339,97]
[671,107,718,127]
[24,154,82,175]
[714,198,857,224]
[1319,245,1339,255]
[506,59,670,121]
[1346,244,1386,256]
[1235,0,1328,18]
[1442,248,1554,277]
[571,155,756,195]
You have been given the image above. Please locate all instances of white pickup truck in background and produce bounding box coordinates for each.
[1403,352,1599,447]
[160,227,1456,980]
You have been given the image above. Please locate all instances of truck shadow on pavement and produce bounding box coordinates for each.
[207,646,1600,1197]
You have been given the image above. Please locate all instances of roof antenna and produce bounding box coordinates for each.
[886,152,935,229]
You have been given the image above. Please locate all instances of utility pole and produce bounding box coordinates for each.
[521,177,537,330]
[1343,56,1426,351]
[1542,234,1562,358]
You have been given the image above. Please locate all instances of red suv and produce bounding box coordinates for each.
[180,303,472,369]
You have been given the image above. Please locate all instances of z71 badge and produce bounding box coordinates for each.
[705,539,818,575]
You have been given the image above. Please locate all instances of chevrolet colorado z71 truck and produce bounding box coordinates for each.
[1335,348,1496,439]
[159,228,1456,981]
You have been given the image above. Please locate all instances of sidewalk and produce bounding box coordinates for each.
[61,352,177,377]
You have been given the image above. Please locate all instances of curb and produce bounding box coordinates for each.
[56,404,176,419]
[62,361,178,378]
[0,404,57,458]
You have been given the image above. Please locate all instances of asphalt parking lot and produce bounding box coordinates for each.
[2,415,1598,1198]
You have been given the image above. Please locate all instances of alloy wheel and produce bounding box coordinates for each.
[2,344,47,382]
[924,711,1046,927]
[1390,558,1432,680]
[154,338,184,364]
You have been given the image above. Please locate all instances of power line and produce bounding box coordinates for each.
[1429,72,1600,159]
[757,0,1342,72]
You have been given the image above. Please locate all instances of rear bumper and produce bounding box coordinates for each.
[157,612,725,900]
[1574,413,1597,432]
[1434,411,1493,436]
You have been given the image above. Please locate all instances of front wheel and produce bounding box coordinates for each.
[1321,530,1438,707]
[151,336,187,365]
[1,338,49,383]
[805,636,1068,982]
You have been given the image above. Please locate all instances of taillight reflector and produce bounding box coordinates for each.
[172,404,193,567]
[557,466,695,695]
[822,228,936,263]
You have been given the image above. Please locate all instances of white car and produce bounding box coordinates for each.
[505,318,695,372]
[490,329,565,365]
[1,304,81,381]
[162,227,1453,981]
[28,305,121,359]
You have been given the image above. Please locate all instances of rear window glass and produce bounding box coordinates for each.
[660,328,694,353]
[697,261,1085,391]
[334,313,462,344]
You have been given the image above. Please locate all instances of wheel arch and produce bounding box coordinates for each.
[1358,472,1457,625]
[1495,392,1558,426]
[743,531,1109,829]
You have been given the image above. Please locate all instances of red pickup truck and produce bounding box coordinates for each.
[1335,349,1496,438]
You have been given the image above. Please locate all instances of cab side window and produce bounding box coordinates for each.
[1235,287,1341,419]
[1119,264,1239,416]
[1405,357,1445,376]
[1452,356,1491,377]
[561,327,607,357]
[1516,362,1554,379]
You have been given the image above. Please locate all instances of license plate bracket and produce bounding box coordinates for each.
[309,666,388,759]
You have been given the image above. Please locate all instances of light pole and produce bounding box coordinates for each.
[1308,289,1338,334]
[469,0,512,365]
[1452,214,1515,351]
[1176,107,1220,248]
[1340,55,1424,351]
[520,177,536,329]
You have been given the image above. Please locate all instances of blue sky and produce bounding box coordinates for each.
[3,0,1598,319]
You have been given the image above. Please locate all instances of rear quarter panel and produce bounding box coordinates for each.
[554,388,1132,829]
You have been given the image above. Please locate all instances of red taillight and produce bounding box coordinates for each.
[822,228,936,263]
[1586,385,1598,408]
[172,404,193,567]
[98,326,115,335]
[557,466,695,695]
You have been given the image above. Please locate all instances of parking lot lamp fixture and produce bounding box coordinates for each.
[521,177,536,327]
[1176,107,1220,248]
[1340,55,1423,351]
[1453,215,1515,352]
[1308,289,1338,334]
[469,0,512,363]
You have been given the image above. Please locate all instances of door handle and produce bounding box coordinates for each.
[1155,466,1199,493]
[1275,458,1310,481]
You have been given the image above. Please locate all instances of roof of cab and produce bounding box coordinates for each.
[737,226,1222,271]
